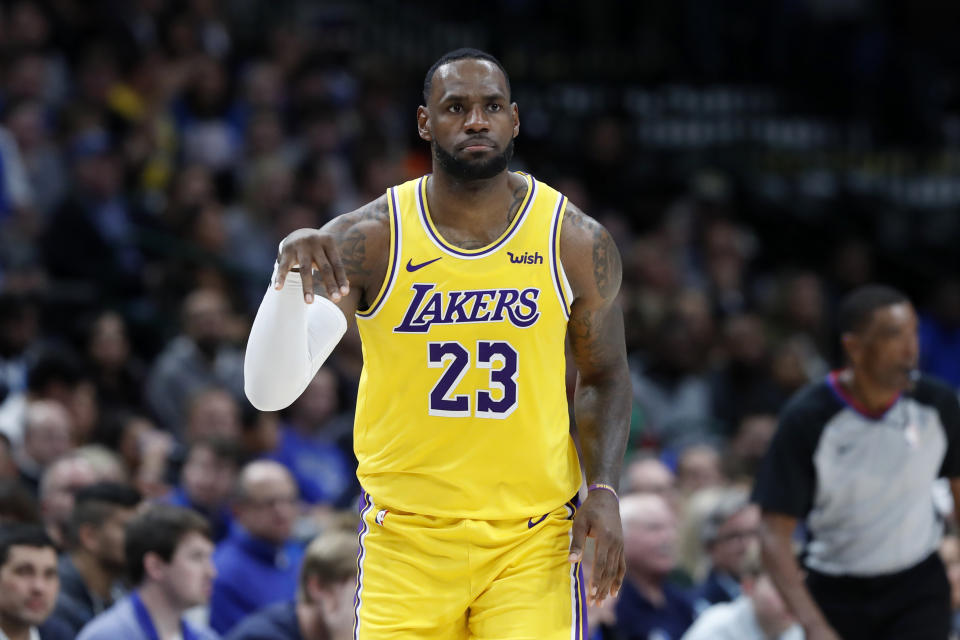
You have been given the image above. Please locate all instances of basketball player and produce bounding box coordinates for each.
[244,49,631,639]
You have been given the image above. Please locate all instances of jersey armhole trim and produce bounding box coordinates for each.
[356,187,401,319]
[549,193,573,319]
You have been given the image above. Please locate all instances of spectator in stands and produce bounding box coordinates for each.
[224,530,358,640]
[76,504,217,640]
[42,128,150,299]
[692,488,760,612]
[623,452,679,513]
[84,311,146,413]
[163,437,239,542]
[919,279,960,389]
[632,310,714,449]
[615,493,694,640]
[675,443,724,496]
[50,482,141,635]
[183,386,242,443]
[145,288,244,434]
[38,453,98,547]
[210,460,304,634]
[710,313,785,434]
[1,349,83,448]
[0,524,72,640]
[269,368,355,508]
[16,400,73,494]
[0,478,40,524]
[681,545,801,640]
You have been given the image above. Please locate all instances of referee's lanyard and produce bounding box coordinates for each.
[130,591,199,640]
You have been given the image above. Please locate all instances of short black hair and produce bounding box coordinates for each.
[838,284,910,334]
[66,482,142,549]
[0,524,55,567]
[26,349,85,395]
[0,479,41,526]
[423,48,511,103]
[125,504,210,585]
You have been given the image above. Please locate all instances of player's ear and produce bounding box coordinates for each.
[417,105,432,142]
[512,103,519,138]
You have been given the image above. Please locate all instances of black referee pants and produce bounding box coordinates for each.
[806,552,951,640]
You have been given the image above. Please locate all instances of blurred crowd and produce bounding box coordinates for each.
[1,1,960,639]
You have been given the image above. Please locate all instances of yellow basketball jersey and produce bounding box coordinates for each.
[353,172,581,519]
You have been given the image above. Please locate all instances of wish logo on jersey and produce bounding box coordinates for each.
[394,283,541,333]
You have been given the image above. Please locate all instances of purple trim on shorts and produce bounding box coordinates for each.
[578,562,588,639]
[353,491,372,640]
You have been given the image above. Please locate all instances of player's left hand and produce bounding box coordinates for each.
[569,489,625,605]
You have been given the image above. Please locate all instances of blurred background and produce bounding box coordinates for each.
[1,0,960,637]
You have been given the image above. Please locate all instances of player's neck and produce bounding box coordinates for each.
[426,169,513,226]
[838,368,899,414]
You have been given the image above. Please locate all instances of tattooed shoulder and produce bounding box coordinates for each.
[561,202,622,301]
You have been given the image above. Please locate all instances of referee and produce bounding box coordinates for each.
[753,285,960,640]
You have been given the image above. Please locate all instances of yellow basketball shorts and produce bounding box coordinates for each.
[352,490,587,640]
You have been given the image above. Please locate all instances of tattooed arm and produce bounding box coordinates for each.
[560,202,631,604]
[244,196,390,410]
[274,194,392,314]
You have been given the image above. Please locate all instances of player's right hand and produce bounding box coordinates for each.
[274,228,350,303]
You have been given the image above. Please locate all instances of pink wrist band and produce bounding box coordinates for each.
[588,483,619,502]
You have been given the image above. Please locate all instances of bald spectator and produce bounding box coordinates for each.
[0,525,73,640]
[145,289,245,433]
[210,460,304,634]
[225,530,359,640]
[50,482,141,635]
[17,400,74,494]
[692,488,760,612]
[76,504,217,640]
[616,493,694,640]
[39,454,98,547]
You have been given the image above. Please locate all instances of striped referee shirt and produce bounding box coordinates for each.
[752,373,960,577]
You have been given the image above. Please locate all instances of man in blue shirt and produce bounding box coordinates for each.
[77,504,217,640]
[225,529,358,640]
[210,460,305,634]
[616,493,695,640]
[268,368,356,508]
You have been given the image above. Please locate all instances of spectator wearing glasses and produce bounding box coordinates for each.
[209,460,304,634]
[692,488,760,613]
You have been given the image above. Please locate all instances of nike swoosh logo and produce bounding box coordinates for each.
[406,257,442,272]
[527,514,548,529]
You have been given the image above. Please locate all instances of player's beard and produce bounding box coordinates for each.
[433,138,514,181]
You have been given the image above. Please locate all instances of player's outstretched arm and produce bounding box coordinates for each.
[244,195,390,411]
[561,202,631,605]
